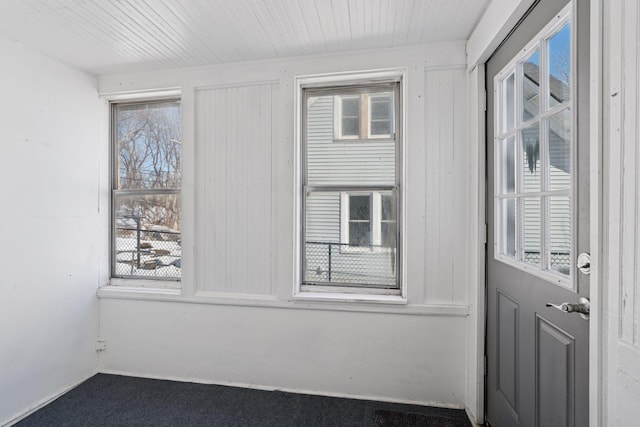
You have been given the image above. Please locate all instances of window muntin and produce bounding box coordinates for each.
[494,9,573,284]
[111,99,182,280]
[302,82,401,290]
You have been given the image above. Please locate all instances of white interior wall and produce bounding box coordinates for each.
[97,43,478,411]
[0,37,103,424]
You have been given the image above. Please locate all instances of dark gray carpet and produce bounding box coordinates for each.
[16,374,472,426]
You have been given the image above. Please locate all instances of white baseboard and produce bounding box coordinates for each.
[2,372,97,427]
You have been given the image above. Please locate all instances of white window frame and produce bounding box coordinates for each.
[110,95,183,285]
[367,92,394,139]
[334,92,395,141]
[294,69,407,303]
[339,191,396,253]
[493,4,574,289]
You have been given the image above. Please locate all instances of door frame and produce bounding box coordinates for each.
[465,0,604,424]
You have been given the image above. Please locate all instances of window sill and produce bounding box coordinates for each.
[106,277,181,291]
[96,286,468,316]
[292,290,406,304]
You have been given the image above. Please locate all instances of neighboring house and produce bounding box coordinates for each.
[304,94,398,287]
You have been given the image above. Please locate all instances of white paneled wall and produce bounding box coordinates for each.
[97,43,476,409]
[195,83,277,295]
[603,0,640,424]
[423,66,469,304]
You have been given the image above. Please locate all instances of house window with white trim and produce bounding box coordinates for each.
[336,92,394,140]
[340,192,397,248]
[301,78,402,292]
[111,99,182,280]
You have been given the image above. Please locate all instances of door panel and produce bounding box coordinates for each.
[486,0,589,426]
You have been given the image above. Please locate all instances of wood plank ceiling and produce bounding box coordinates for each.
[0,0,490,76]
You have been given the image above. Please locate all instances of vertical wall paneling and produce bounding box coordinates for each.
[604,0,640,424]
[423,66,469,304]
[98,44,474,410]
[195,82,277,295]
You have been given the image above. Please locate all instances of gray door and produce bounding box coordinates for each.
[486,0,590,426]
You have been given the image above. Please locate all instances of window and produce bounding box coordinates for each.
[340,192,397,248]
[301,78,402,292]
[494,8,572,283]
[111,99,182,280]
[336,92,394,139]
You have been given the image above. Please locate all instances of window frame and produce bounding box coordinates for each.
[339,191,397,253]
[110,97,183,283]
[296,70,405,301]
[334,91,395,141]
[493,4,575,289]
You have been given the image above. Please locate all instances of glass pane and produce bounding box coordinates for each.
[304,191,340,244]
[349,195,371,220]
[370,94,393,136]
[501,136,516,194]
[371,120,391,136]
[522,49,540,121]
[501,198,517,258]
[523,197,541,266]
[115,101,181,190]
[342,97,360,116]
[349,222,371,246]
[522,123,541,192]
[381,222,396,247]
[342,117,360,136]
[371,94,392,119]
[306,90,397,186]
[548,108,572,190]
[114,193,181,278]
[503,72,515,132]
[549,23,571,107]
[381,193,396,220]
[549,196,572,275]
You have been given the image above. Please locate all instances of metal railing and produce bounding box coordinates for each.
[304,241,397,287]
[114,227,181,278]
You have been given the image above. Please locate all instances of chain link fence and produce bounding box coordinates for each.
[304,241,397,287]
[115,227,181,278]
[523,251,571,272]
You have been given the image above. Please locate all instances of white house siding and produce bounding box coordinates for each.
[97,43,473,410]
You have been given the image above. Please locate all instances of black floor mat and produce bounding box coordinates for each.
[374,409,472,427]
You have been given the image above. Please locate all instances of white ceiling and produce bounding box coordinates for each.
[0,0,490,76]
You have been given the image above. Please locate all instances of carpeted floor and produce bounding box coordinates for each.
[16,374,473,426]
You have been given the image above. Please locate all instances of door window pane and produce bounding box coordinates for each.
[501,198,517,258]
[549,23,571,107]
[548,108,572,190]
[549,196,571,275]
[501,136,517,194]
[522,123,541,192]
[503,73,516,133]
[522,49,541,122]
[523,197,541,266]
